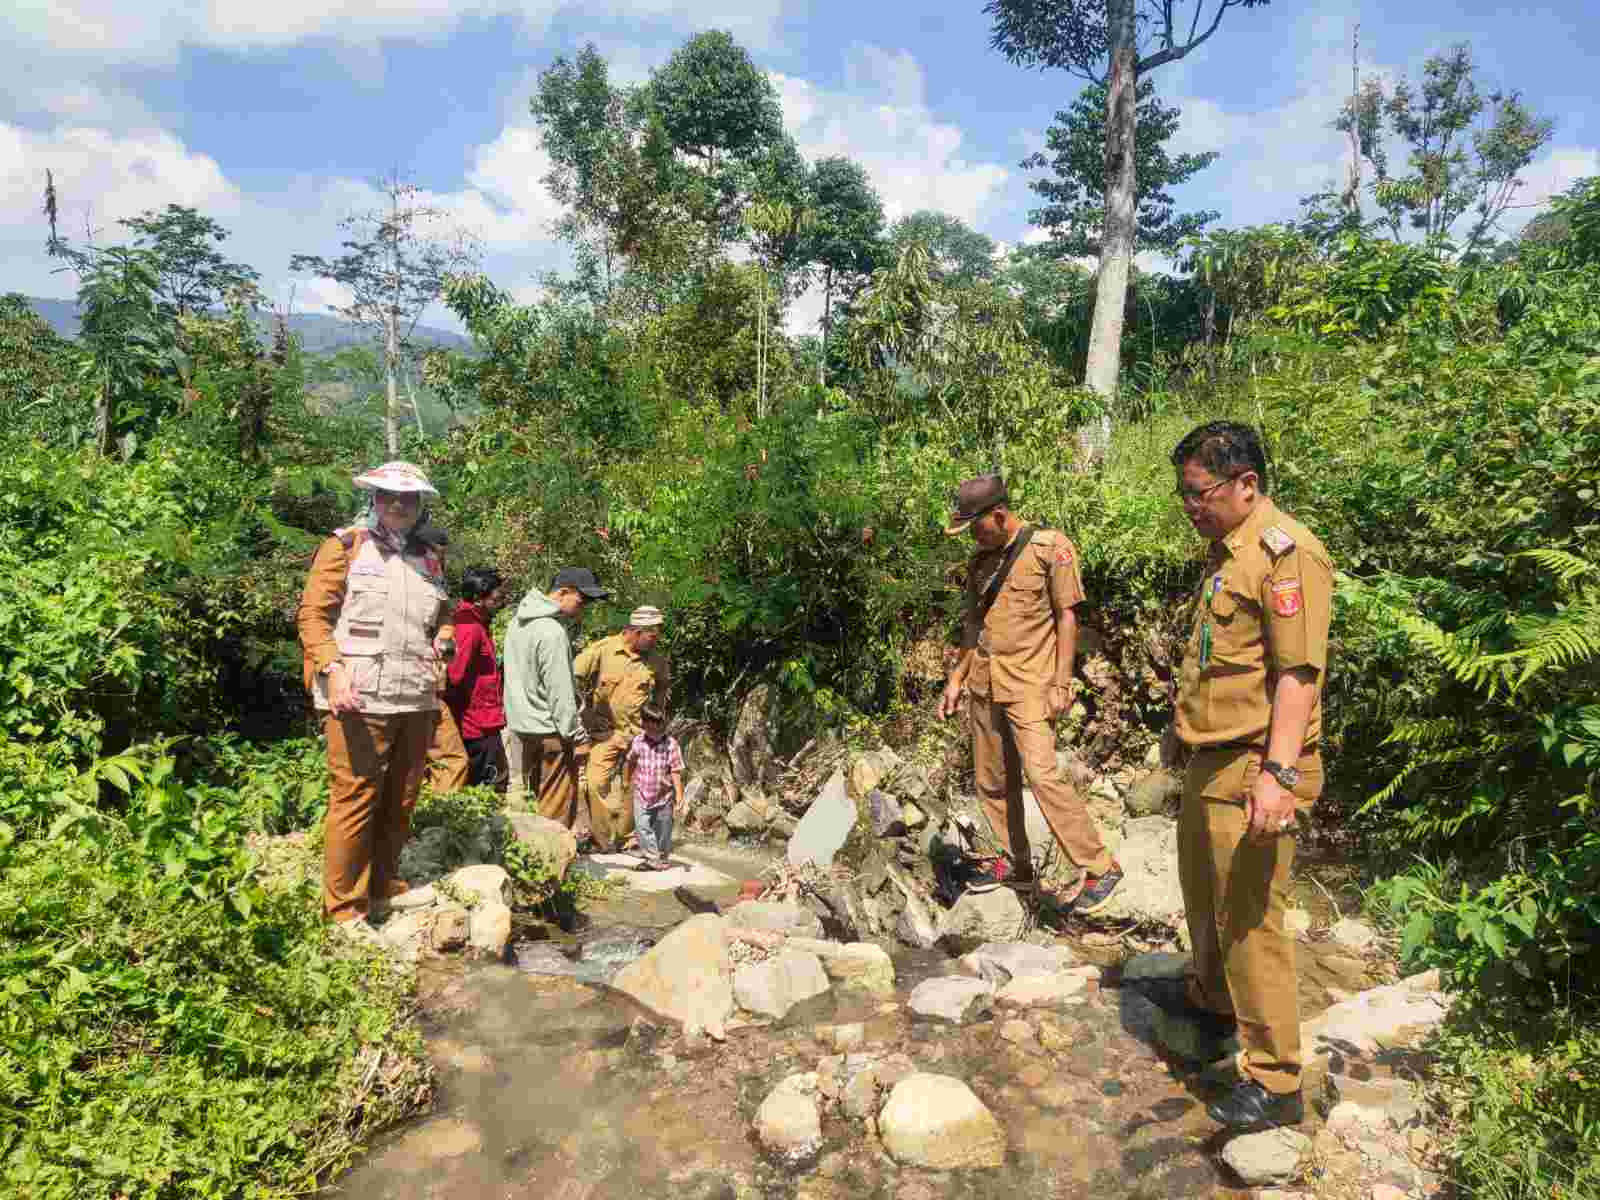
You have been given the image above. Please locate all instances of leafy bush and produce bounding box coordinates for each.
[0,744,428,1199]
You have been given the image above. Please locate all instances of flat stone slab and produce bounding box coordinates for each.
[577,853,737,893]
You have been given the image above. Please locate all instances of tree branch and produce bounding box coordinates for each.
[1139,0,1234,72]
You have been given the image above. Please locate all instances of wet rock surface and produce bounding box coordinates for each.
[338,831,1448,1200]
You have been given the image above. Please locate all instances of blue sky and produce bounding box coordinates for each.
[4,1,1596,332]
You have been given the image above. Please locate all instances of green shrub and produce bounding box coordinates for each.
[0,743,427,1199]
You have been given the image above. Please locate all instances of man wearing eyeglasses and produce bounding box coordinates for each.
[938,473,1122,914]
[1149,421,1333,1134]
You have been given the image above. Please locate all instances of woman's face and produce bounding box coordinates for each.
[484,585,506,612]
[373,489,422,535]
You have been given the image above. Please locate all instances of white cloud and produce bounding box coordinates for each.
[773,45,1011,230]
[7,0,788,66]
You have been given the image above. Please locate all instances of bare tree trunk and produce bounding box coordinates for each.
[819,266,834,389]
[1344,25,1362,219]
[1081,0,1137,464]
[95,376,113,457]
[384,306,401,456]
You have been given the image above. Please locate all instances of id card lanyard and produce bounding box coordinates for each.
[1199,573,1223,669]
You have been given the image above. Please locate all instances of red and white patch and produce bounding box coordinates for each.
[1271,578,1302,617]
[1055,547,1074,566]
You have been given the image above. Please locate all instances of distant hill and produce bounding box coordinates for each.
[17,295,475,355]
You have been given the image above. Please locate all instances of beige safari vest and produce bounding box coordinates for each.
[298,530,451,715]
[574,632,670,738]
[1175,498,1333,749]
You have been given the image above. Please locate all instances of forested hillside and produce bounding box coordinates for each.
[2,26,1597,1200]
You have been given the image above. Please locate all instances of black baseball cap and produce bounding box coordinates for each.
[551,566,611,599]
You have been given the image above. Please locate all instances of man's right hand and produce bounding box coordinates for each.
[326,663,363,715]
[938,677,965,720]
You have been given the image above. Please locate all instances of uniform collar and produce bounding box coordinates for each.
[1218,497,1280,558]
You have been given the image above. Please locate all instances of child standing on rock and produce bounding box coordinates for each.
[623,705,683,870]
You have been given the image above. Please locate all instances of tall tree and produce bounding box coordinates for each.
[646,30,789,250]
[988,0,1272,459]
[887,211,997,287]
[118,205,261,316]
[1334,44,1554,255]
[291,172,481,454]
[1023,79,1219,258]
[532,45,691,307]
[798,157,886,385]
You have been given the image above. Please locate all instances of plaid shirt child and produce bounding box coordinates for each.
[626,731,683,810]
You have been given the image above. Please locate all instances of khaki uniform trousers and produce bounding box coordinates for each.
[1178,745,1323,1095]
[586,729,635,849]
[509,731,581,828]
[322,710,433,922]
[425,704,470,795]
[970,694,1113,875]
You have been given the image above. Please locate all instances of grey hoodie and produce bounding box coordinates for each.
[502,590,586,742]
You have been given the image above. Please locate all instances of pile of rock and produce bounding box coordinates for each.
[372,812,577,965]
[755,1061,1006,1172]
[610,900,900,1039]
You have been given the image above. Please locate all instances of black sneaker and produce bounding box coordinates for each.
[1073,862,1124,914]
[1206,1079,1304,1131]
[967,857,1036,894]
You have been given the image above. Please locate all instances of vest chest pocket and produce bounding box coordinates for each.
[343,575,389,625]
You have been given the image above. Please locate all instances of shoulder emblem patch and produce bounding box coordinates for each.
[1261,526,1296,557]
[1055,545,1074,567]
[1271,578,1303,617]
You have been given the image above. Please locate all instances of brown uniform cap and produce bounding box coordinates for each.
[945,474,1009,535]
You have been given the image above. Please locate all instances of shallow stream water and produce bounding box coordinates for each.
[334,842,1377,1200]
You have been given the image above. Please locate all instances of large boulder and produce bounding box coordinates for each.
[1220,1128,1310,1186]
[723,800,769,833]
[725,901,824,939]
[937,888,1027,952]
[505,813,577,882]
[730,684,779,790]
[786,938,895,996]
[734,950,831,1019]
[1079,816,1184,927]
[1301,976,1451,1055]
[894,887,941,950]
[611,913,733,1039]
[787,769,855,869]
[908,977,994,1024]
[1124,769,1183,818]
[866,789,904,837]
[755,1074,822,1166]
[996,971,1090,1008]
[878,1075,1006,1169]
[957,941,1079,985]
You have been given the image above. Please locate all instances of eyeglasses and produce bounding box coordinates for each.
[374,490,420,506]
[1175,474,1243,504]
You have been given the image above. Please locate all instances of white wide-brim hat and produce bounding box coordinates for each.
[353,461,439,496]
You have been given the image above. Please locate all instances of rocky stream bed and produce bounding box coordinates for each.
[331,838,1453,1200]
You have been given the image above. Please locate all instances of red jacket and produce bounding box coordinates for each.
[445,600,505,739]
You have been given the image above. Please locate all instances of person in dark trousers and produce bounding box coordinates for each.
[445,566,509,789]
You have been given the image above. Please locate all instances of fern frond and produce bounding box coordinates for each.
[1516,548,1599,586]
[1389,609,1515,693]
[1359,760,1419,815]
[1500,600,1600,688]
[1381,717,1468,748]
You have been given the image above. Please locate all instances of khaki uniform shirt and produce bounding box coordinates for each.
[1175,498,1333,748]
[297,529,453,715]
[573,632,671,738]
[962,526,1086,710]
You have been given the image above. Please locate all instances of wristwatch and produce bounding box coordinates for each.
[1262,759,1300,789]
